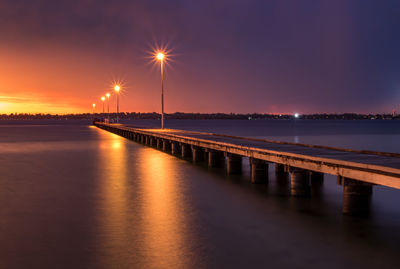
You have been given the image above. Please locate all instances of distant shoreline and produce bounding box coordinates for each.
[0,112,399,120]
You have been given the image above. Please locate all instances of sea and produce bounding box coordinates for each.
[0,119,399,268]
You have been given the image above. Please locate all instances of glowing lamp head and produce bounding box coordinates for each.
[101,96,105,101]
[157,52,164,60]
[294,113,299,118]
[106,93,110,98]
[114,85,120,92]
[92,103,96,108]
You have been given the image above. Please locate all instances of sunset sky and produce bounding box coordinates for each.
[0,0,399,114]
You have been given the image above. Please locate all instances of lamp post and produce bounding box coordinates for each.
[101,96,105,114]
[106,93,110,122]
[114,85,120,122]
[106,93,110,113]
[156,52,165,129]
[92,103,96,120]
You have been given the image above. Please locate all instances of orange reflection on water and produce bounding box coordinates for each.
[137,148,189,268]
[96,130,131,262]
[94,128,191,267]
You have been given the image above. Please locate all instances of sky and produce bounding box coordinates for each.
[0,0,400,114]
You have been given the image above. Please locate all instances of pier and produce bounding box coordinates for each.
[94,122,400,216]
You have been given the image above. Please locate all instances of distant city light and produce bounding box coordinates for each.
[294,113,299,118]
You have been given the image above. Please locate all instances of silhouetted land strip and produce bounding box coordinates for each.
[1,112,399,120]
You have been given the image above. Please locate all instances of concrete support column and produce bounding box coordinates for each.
[275,163,289,183]
[181,144,191,158]
[156,139,162,149]
[163,140,171,152]
[207,150,225,168]
[290,168,310,197]
[275,163,286,175]
[250,158,268,184]
[171,142,180,155]
[310,172,324,196]
[342,178,372,216]
[226,154,242,174]
[192,146,205,163]
[311,171,324,184]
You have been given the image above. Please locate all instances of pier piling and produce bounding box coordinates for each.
[171,142,180,155]
[207,150,225,168]
[250,158,268,184]
[156,139,162,149]
[192,146,205,163]
[290,168,311,197]
[342,178,372,216]
[163,140,171,152]
[181,144,191,158]
[226,154,242,174]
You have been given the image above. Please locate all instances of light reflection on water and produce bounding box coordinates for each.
[0,141,97,153]
[97,132,129,267]
[137,149,189,268]
[94,130,194,268]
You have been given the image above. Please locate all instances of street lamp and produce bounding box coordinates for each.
[92,103,96,120]
[114,85,121,122]
[156,52,165,128]
[101,96,105,114]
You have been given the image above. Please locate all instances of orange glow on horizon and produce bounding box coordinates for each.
[0,94,85,114]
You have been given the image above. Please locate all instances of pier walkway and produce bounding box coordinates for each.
[94,122,400,215]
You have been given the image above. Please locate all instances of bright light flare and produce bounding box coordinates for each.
[157,52,165,60]
[101,96,105,101]
[92,103,96,108]
[147,43,174,68]
[106,93,110,98]
[109,79,126,96]
[294,113,299,118]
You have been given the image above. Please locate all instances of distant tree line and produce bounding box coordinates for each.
[0,112,399,120]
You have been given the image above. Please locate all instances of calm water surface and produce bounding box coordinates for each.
[0,120,399,268]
